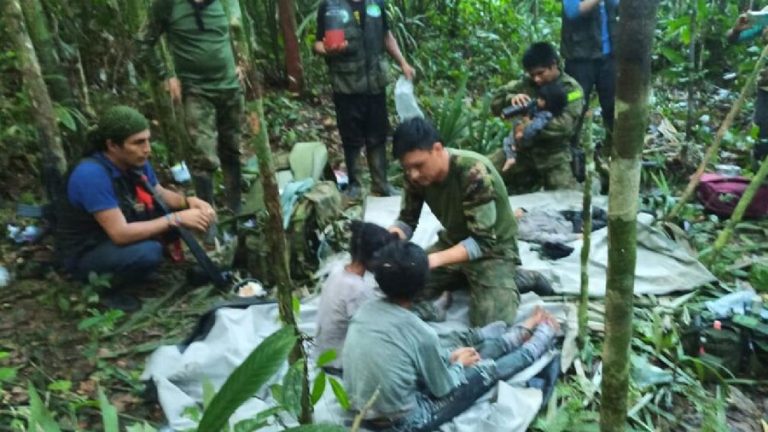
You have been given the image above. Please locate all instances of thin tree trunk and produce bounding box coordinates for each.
[705,155,768,265]
[685,6,697,138]
[278,0,304,93]
[600,1,659,431]
[667,43,768,221]
[247,86,312,424]
[6,0,67,201]
[579,110,594,347]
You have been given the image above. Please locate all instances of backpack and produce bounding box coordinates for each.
[697,173,768,218]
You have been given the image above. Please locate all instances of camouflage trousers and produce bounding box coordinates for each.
[413,251,521,327]
[183,87,244,173]
[489,147,576,194]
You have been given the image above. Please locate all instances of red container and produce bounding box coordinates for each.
[324,29,345,49]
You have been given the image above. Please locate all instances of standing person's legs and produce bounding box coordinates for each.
[215,90,245,215]
[565,59,597,144]
[539,150,576,191]
[464,257,520,326]
[596,56,617,158]
[333,93,367,197]
[754,88,768,169]
[365,93,397,196]
[184,89,221,204]
[75,240,164,282]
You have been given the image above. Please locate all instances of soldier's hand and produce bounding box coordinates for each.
[187,197,216,220]
[322,39,349,55]
[166,77,182,103]
[510,93,531,107]
[175,209,214,232]
[401,61,416,81]
[388,226,407,240]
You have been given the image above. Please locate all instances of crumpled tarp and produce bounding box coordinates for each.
[363,190,716,296]
[142,292,577,431]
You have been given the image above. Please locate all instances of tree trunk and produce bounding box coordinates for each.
[685,6,696,138]
[247,86,312,424]
[667,43,768,221]
[278,0,304,93]
[6,0,67,201]
[600,1,659,431]
[579,110,594,347]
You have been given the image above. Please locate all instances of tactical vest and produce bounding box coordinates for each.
[55,157,158,264]
[325,0,388,95]
[561,0,618,60]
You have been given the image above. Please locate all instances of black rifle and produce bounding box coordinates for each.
[135,172,230,288]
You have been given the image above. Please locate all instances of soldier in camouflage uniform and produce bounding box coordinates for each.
[389,117,521,326]
[490,42,583,194]
[728,12,768,168]
[136,0,244,215]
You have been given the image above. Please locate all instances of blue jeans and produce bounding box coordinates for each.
[74,240,163,283]
[385,346,539,432]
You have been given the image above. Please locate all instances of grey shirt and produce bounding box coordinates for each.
[517,209,579,244]
[343,299,465,418]
[315,262,377,369]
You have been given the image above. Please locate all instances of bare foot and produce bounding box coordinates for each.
[521,306,547,330]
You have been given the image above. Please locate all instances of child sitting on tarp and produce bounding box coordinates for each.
[344,241,558,431]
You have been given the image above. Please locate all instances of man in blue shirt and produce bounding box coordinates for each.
[56,106,216,310]
[561,0,619,166]
[727,12,768,167]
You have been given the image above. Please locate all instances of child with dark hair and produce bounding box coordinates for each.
[502,81,569,172]
[344,240,559,431]
[315,220,398,371]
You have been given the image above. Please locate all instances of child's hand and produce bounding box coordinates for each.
[502,158,516,172]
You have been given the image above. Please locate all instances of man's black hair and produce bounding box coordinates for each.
[392,117,441,160]
[349,220,399,269]
[522,42,559,71]
[537,82,568,117]
[370,241,429,301]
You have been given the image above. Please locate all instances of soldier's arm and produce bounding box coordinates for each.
[459,162,502,259]
[536,89,583,141]
[135,0,173,79]
[391,181,424,240]
[490,80,529,116]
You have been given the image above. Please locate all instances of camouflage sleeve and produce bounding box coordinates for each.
[536,87,583,142]
[490,79,529,116]
[394,180,425,239]
[135,0,173,79]
[461,161,501,258]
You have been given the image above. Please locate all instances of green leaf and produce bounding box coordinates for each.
[202,377,216,409]
[316,350,337,367]
[197,326,297,432]
[310,371,327,405]
[0,367,17,382]
[292,295,301,317]
[27,382,62,432]
[328,377,349,410]
[47,380,72,392]
[98,387,119,432]
[54,105,77,131]
[233,406,283,432]
[281,360,305,419]
[0,351,9,360]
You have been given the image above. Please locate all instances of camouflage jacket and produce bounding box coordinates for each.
[491,72,583,153]
[394,149,519,260]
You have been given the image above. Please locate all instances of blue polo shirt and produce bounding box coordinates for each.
[564,0,619,56]
[67,152,159,214]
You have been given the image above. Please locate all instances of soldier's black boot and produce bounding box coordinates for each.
[193,173,218,247]
[344,146,363,200]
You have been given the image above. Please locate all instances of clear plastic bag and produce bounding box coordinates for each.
[394,76,424,122]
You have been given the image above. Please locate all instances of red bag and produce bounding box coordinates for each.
[697,173,768,218]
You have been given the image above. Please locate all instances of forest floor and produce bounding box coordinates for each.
[2,91,768,431]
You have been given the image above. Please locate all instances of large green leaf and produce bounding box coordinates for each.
[197,326,297,432]
[281,359,305,419]
[27,383,62,432]
[98,387,120,432]
[310,371,327,405]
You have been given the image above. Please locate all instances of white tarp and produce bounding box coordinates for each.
[363,191,716,296]
[143,293,576,431]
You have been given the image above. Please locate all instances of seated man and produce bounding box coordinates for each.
[344,241,558,431]
[490,42,583,193]
[389,117,521,326]
[55,106,216,309]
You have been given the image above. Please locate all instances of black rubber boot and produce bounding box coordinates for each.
[754,139,768,172]
[222,159,243,216]
[367,144,400,196]
[344,146,363,199]
[193,173,218,247]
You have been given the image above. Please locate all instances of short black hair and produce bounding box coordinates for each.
[537,82,568,117]
[349,220,399,269]
[522,42,559,71]
[392,117,441,160]
[370,241,429,301]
